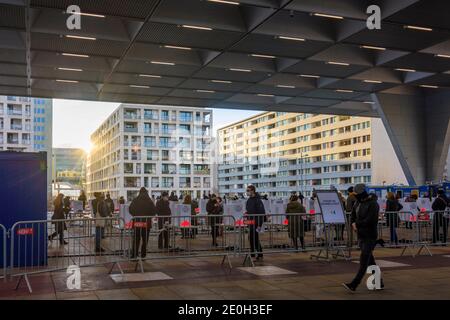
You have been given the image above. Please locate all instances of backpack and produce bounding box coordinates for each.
[98,201,109,218]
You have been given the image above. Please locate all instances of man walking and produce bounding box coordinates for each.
[343,183,383,292]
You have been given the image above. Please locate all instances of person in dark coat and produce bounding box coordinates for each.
[129,187,156,258]
[245,185,265,260]
[432,189,449,244]
[346,187,358,213]
[95,194,110,252]
[119,196,125,205]
[182,195,198,239]
[156,191,171,249]
[206,194,221,246]
[168,191,178,202]
[49,194,68,245]
[105,193,115,216]
[286,195,306,250]
[63,195,71,219]
[78,190,87,210]
[385,192,403,245]
[343,184,383,292]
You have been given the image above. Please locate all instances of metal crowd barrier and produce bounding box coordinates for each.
[10,217,126,293]
[1,224,6,282]
[376,211,417,256]
[241,213,351,265]
[127,215,238,272]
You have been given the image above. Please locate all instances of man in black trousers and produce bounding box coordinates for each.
[245,185,265,261]
[343,183,384,292]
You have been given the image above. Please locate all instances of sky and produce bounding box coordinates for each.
[52,99,261,152]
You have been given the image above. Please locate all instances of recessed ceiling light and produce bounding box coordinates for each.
[251,54,276,59]
[313,13,344,20]
[404,25,433,32]
[420,85,438,89]
[139,74,162,78]
[129,85,150,89]
[336,89,354,93]
[361,45,386,51]
[211,80,232,84]
[257,94,275,97]
[196,89,215,93]
[65,35,97,41]
[229,68,251,72]
[61,53,90,58]
[300,74,320,78]
[207,0,239,5]
[182,25,213,31]
[150,61,175,65]
[278,36,305,42]
[435,54,450,59]
[71,12,105,18]
[276,85,295,89]
[327,61,350,66]
[363,80,382,84]
[55,79,79,83]
[164,45,192,51]
[395,68,416,72]
[58,67,83,72]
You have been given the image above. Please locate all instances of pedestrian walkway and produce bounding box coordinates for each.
[2,247,450,300]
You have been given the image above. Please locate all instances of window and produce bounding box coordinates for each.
[124,163,133,174]
[179,111,193,122]
[180,164,191,175]
[144,163,156,174]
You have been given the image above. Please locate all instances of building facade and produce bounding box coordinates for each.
[0,95,53,202]
[86,104,214,200]
[52,148,86,188]
[217,112,373,198]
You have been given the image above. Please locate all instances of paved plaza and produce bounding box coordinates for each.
[2,246,450,300]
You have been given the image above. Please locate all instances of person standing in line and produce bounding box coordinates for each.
[49,194,68,245]
[118,196,125,205]
[78,190,87,210]
[343,183,384,292]
[346,187,358,213]
[183,195,199,239]
[156,191,171,249]
[206,194,220,246]
[385,192,402,246]
[432,189,450,245]
[169,191,178,202]
[105,193,115,216]
[245,185,265,260]
[129,187,156,258]
[63,195,71,219]
[94,193,110,253]
[286,195,306,250]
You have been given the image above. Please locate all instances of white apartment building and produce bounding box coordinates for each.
[86,104,214,201]
[0,95,53,202]
[217,112,374,198]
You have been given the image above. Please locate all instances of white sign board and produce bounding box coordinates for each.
[119,204,132,229]
[270,199,287,224]
[198,199,208,215]
[417,198,432,212]
[172,204,191,227]
[223,203,244,225]
[169,201,178,215]
[399,200,419,214]
[316,191,346,224]
[71,200,83,212]
[262,199,270,214]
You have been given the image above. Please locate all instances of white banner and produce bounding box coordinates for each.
[316,191,346,224]
[223,203,244,225]
[71,200,83,212]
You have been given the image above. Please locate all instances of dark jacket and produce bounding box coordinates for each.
[385,199,402,227]
[286,201,306,239]
[346,193,357,212]
[105,198,115,215]
[156,199,171,216]
[206,199,222,225]
[246,193,266,227]
[432,196,449,212]
[130,194,156,217]
[52,202,65,220]
[351,195,380,240]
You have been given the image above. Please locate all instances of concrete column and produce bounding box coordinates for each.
[372,91,450,185]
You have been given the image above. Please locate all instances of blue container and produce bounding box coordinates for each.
[0,152,48,267]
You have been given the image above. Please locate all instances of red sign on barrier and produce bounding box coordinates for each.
[244,220,255,225]
[134,222,148,228]
[17,228,33,236]
[125,222,133,230]
[235,219,244,226]
[180,220,191,227]
[283,219,289,225]
[309,209,315,214]
[194,208,200,214]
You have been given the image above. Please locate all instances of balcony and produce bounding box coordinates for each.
[7,110,22,116]
[144,113,158,120]
[124,113,140,120]
[23,139,31,145]
[162,182,174,188]
[124,127,138,133]
[10,125,22,130]
[7,139,19,144]
[194,169,210,175]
